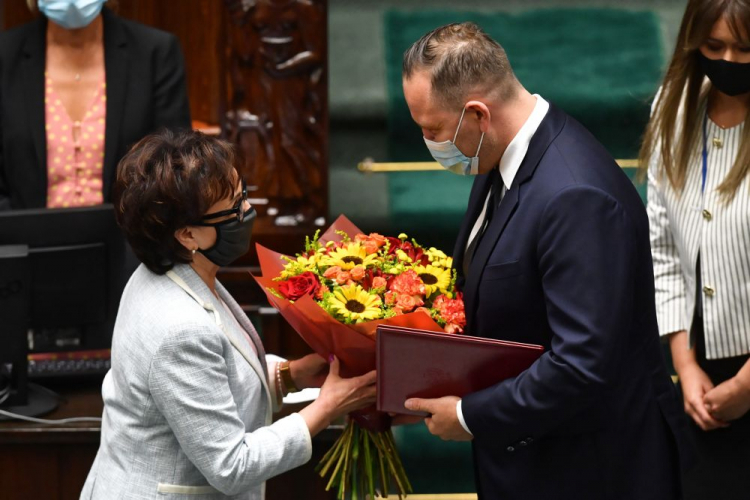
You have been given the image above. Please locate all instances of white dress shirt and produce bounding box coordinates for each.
[456,94,550,435]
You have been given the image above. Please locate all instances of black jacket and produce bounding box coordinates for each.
[0,7,191,209]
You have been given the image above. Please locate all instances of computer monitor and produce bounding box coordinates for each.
[0,204,132,418]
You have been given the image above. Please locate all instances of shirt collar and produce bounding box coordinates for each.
[497,94,549,190]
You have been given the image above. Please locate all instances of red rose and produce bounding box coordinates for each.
[385,237,402,255]
[278,272,321,301]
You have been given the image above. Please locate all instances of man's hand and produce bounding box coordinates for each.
[704,376,750,422]
[404,396,473,441]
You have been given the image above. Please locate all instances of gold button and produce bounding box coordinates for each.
[702,209,712,221]
[712,137,723,148]
[703,286,715,297]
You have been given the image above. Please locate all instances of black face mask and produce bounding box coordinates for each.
[199,208,256,267]
[698,51,750,96]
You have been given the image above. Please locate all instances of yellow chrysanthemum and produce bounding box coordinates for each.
[395,249,412,263]
[426,247,452,269]
[411,264,452,296]
[321,242,378,270]
[329,284,382,322]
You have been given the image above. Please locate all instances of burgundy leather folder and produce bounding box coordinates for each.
[376,325,544,416]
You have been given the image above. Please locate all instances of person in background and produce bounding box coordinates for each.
[80,129,377,499]
[0,0,191,210]
[640,0,750,498]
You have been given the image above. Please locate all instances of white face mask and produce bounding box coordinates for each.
[423,106,485,176]
[38,0,106,30]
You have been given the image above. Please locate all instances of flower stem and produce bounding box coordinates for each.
[317,422,412,499]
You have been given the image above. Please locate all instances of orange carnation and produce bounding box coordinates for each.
[389,270,426,297]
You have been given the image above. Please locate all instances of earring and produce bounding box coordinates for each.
[192,249,197,255]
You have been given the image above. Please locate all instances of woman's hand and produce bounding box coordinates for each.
[299,356,376,436]
[289,353,328,389]
[704,375,750,422]
[679,364,728,430]
[669,330,728,431]
[316,357,377,419]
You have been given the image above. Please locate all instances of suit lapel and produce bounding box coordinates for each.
[21,17,48,199]
[102,7,128,200]
[215,283,273,421]
[217,282,267,362]
[463,104,567,335]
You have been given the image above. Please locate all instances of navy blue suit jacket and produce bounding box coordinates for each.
[455,104,690,499]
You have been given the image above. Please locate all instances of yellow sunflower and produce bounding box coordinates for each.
[411,264,452,296]
[321,242,378,270]
[329,284,383,322]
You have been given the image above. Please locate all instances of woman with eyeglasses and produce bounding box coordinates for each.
[639,0,750,497]
[80,129,376,500]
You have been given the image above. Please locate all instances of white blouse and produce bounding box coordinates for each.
[648,104,750,359]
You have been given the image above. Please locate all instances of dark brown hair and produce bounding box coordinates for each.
[402,22,519,109]
[113,129,237,275]
[638,0,750,201]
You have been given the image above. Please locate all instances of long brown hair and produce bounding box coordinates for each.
[639,0,750,201]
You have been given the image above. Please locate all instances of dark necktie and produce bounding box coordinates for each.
[463,171,504,276]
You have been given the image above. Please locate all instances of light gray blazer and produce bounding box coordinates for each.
[80,263,312,500]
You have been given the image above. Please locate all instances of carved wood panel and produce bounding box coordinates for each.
[221,0,329,228]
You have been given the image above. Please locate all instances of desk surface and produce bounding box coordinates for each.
[0,378,334,442]
[0,377,340,500]
[0,378,104,444]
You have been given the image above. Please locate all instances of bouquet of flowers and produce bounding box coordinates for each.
[252,215,466,499]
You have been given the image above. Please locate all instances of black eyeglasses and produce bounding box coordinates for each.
[194,179,251,226]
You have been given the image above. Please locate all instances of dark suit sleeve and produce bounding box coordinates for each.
[462,184,637,446]
[152,34,191,130]
[0,57,10,211]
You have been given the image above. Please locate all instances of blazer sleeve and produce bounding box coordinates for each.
[148,325,312,496]
[462,185,637,446]
[152,34,191,130]
[646,155,688,336]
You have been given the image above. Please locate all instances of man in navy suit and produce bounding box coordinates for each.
[401,22,691,499]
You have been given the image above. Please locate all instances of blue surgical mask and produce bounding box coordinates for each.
[38,0,107,30]
[424,106,485,176]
